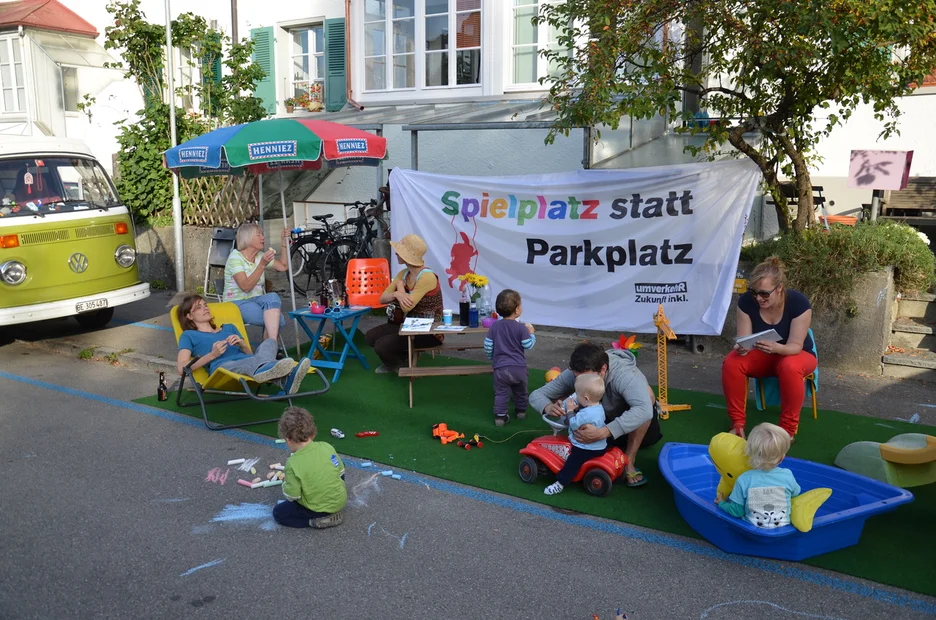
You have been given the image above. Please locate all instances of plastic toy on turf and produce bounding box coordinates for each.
[431,423,464,445]
[518,414,627,497]
[457,434,484,451]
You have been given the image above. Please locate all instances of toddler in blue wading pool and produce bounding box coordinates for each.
[544,373,608,495]
[717,422,801,528]
[483,289,536,427]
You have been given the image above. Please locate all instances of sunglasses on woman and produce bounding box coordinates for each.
[749,285,779,299]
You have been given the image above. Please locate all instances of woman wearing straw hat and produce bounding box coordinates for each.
[365,234,443,374]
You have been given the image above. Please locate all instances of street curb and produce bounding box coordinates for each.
[18,337,177,376]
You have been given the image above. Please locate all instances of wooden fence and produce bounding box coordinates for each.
[180,174,259,227]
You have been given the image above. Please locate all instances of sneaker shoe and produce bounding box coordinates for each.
[544,482,564,495]
[312,511,344,529]
[282,358,311,395]
[515,410,526,420]
[494,415,509,427]
[375,364,399,375]
[253,358,296,383]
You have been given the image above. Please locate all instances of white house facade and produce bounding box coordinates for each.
[8,0,931,228]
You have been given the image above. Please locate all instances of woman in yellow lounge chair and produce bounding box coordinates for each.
[176,294,310,395]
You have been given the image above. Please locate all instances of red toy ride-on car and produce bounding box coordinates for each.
[518,415,628,497]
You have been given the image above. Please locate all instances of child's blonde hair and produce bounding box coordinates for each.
[278,406,317,443]
[574,373,605,405]
[745,422,791,470]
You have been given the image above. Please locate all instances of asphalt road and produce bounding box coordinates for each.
[1,343,935,620]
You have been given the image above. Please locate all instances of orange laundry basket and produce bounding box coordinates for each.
[345,258,391,308]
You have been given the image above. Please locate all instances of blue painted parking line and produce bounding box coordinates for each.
[111,318,174,332]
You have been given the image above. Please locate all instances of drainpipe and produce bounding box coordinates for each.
[344,0,363,110]
[18,26,33,136]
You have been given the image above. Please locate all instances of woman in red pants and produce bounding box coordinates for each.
[722,256,817,439]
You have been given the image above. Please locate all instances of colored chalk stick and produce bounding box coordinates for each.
[381,470,393,476]
[361,462,372,467]
[250,467,256,475]
[271,464,285,471]
[228,458,246,466]
[264,479,283,487]
[391,474,402,480]
[237,479,253,488]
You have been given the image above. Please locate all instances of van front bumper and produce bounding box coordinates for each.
[0,282,151,326]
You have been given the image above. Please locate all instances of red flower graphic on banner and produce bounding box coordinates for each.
[445,231,478,291]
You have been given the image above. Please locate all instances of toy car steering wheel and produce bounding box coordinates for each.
[542,413,568,436]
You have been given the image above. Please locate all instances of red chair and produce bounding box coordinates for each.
[345,258,391,308]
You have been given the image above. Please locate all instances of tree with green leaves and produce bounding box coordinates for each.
[538,0,936,232]
[103,0,267,222]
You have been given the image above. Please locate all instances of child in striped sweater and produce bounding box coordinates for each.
[484,289,536,426]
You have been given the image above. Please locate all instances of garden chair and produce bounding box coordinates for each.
[751,328,819,429]
[204,227,236,302]
[345,258,391,308]
[170,301,329,431]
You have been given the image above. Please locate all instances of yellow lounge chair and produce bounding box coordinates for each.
[171,302,329,430]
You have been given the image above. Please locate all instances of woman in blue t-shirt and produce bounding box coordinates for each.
[721,257,817,439]
[176,294,309,395]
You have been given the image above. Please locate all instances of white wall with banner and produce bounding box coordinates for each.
[389,160,762,335]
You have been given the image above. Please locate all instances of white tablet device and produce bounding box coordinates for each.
[735,328,782,350]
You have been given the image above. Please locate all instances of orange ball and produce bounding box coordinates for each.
[544,367,562,382]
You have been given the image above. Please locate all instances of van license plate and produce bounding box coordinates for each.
[76,299,108,313]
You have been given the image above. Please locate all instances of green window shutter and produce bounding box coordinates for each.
[202,33,222,85]
[201,33,222,116]
[251,26,276,115]
[324,18,347,113]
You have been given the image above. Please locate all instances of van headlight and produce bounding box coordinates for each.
[0,260,26,285]
[115,245,136,268]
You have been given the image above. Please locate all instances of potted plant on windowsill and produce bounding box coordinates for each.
[284,97,298,113]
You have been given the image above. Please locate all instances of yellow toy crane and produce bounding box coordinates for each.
[654,304,691,420]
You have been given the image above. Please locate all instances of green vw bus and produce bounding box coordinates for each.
[0,137,150,330]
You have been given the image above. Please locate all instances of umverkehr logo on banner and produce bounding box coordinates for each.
[634,282,689,304]
[336,138,368,154]
[178,146,209,164]
[248,141,298,160]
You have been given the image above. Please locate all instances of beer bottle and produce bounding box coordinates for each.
[157,372,168,401]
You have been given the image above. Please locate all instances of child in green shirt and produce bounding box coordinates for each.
[273,407,348,529]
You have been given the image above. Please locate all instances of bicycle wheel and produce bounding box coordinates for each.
[322,240,356,284]
[289,241,318,295]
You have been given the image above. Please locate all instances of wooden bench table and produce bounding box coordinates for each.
[398,324,492,407]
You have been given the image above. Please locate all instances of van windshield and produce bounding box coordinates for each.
[0,157,121,218]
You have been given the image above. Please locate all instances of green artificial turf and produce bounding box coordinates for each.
[138,337,936,597]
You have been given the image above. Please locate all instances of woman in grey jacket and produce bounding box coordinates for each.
[529,342,662,487]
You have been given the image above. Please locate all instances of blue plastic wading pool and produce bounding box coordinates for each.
[658,443,914,561]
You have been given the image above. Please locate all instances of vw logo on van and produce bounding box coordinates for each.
[68,253,89,273]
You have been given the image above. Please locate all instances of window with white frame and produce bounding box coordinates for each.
[62,66,79,112]
[363,0,481,91]
[0,37,26,113]
[511,0,566,87]
[290,26,325,100]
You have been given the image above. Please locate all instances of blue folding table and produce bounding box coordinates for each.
[289,306,371,383]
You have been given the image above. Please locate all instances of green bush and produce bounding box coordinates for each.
[740,221,935,315]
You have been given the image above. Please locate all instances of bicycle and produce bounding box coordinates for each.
[322,200,383,284]
[288,214,346,296]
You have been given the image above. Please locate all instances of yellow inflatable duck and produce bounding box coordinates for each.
[709,432,832,533]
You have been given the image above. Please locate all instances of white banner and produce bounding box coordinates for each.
[389,160,761,335]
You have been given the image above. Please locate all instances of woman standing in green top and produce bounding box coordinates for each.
[223,223,289,341]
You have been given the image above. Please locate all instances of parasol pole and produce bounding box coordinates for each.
[258,172,263,229]
[278,168,301,357]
